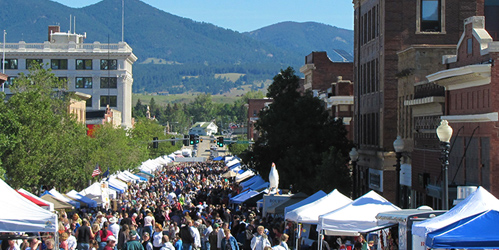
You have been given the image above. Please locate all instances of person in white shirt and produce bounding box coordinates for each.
[250,226,271,250]
[217,223,229,250]
[190,221,201,250]
[108,217,120,243]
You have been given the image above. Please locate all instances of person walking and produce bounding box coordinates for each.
[220,229,238,250]
[159,236,175,250]
[152,224,164,250]
[76,219,94,250]
[250,227,270,250]
[124,230,145,250]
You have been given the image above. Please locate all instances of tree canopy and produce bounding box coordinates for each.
[247,67,352,194]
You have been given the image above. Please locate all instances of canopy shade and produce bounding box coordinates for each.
[43,189,80,209]
[16,191,49,207]
[286,189,352,224]
[318,190,400,236]
[222,170,238,178]
[18,189,54,211]
[41,195,74,210]
[284,190,327,216]
[268,192,308,214]
[426,210,499,249]
[0,179,58,233]
[66,190,98,208]
[413,186,499,238]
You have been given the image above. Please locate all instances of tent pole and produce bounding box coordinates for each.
[318,230,322,250]
[296,223,302,250]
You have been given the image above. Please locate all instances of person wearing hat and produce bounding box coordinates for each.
[208,223,219,250]
[103,236,117,250]
[109,217,120,243]
[125,230,144,250]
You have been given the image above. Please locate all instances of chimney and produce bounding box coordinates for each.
[48,25,60,42]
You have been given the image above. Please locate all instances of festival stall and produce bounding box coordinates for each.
[66,190,98,208]
[286,189,352,224]
[425,209,499,249]
[0,179,58,233]
[40,194,73,210]
[267,192,309,215]
[236,169,255,183]
[43,189,80,209]
[284,190,327,216]
[16,189,52,211]
[317,190,400,236]
[79,182,111,207]
[412,186,499,249]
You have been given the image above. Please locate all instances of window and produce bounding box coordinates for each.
[2,59,18,69]
[86,97,92,107]
[4,77,16,87]
[100,77,118,88]
[51,59,68,70]
[421,0,441,32]
[467,38,473,54]
[26,59,43,69]
[100,59,117,70]
[100,95,117,107]
[75,77,93,89]
[76,59,92,70]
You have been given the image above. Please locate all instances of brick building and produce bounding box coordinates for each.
[300,51,354,141]
[247,98,273,141]
[412,16,499,207]
[353,0,483,203]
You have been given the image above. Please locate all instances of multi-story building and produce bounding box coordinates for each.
[1,25,137,128]
[408,15,499,207]
[300,51,354,140]
[247,98,273,141]
[353,0,481,204]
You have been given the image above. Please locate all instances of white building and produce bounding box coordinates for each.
[1,25,137,128]
[189,122,218,136]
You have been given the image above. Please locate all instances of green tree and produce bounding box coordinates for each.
[249,67,352,193]
[0,66,93,191]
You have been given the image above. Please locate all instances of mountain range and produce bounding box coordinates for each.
[0,0,354,94]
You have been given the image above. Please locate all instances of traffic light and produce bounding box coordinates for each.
[189,134,195,145]
[153,137,158,148]
[195,135,200,144]
[218,137,224,147]
[183,135,189,146]
[171,137,176,146]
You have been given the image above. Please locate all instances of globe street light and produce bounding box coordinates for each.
[349,147,359,198]
[393,136,404,207]
[436,120,453,210]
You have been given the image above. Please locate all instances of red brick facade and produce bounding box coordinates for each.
[247,99,273,141]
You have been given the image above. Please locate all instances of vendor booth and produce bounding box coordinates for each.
[317,190,400,236]
[0,179,58,233]
[284,190,327,216]
[425,209,499,249]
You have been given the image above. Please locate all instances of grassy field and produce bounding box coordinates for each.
[132,78,272,107]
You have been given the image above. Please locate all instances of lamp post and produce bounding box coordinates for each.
[393,136,404,207]
[349,147,359,199]
[437,120,453,210]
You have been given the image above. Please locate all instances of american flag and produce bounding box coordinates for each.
[92,164,102,177]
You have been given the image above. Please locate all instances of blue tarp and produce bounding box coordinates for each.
[426,209,499,249]
[134,174,148,181]
[229,163,241,170]
[238,169,245,174]
[213,156,223,161]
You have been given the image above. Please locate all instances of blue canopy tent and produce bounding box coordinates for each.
[134,174,148,182]
[66,190,98,208]
[213,156,223,161]
[426,210,499,249]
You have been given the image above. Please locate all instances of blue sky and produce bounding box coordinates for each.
[51,0,354,32]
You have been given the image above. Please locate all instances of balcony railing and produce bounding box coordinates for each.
[414,82,445,99]
[0,41,132,53]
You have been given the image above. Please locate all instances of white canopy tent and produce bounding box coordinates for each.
[0,179,57,233]
[412,186,499,238]
[284,190,327,216]
[18,188,55,212]
[317,190,401,236]
[45,188,80,209]
[236,170,255,183]
[285,189,352,224]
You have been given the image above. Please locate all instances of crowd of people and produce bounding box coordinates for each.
[0,161,291,250]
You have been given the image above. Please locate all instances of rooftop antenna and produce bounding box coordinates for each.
[69,14,72,33]
[121,0,124,42]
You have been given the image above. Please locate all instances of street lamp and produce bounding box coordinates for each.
[436,120,453,210]
[349,147,359,198]
[393,135,404,207]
